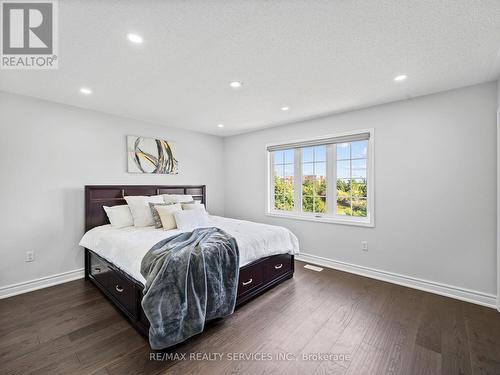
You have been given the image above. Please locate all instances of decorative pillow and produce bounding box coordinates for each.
[149,202,175,229]
[181,201,206,211]
[156,204,182,230]
[174,210,209,231]
[103,205,134,228]
[124,195,165,227]
[163,194,194,204]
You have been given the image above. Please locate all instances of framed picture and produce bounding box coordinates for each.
[127,135,178,174]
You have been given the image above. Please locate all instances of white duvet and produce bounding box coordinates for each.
[79,215,299,284]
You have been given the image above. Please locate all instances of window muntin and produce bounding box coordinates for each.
[336,141,368,217]
[301,146,326,214]
[272,149,294,211]
[268,131,373,225]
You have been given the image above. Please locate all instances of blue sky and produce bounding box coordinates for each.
[274,140,368,179]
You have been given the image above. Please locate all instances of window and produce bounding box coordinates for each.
[301,146,326,213]
[272,149,294,211]
[336,140,368,217]
[267,130,374,226]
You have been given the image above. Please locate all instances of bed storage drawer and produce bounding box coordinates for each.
[266,254,293,280]
[88,251,138,319]
[107,271,137,315]
[89,253,112,288]
[237,261,265,295]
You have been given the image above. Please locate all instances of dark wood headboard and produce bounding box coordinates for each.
[85,185,206,231]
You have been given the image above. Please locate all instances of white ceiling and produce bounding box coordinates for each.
[1,0,500,136]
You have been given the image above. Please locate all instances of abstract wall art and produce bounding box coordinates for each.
[127,136,179,174]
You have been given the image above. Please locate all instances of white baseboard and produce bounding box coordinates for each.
[296,253,497,309]
[1,255,496,309]
[0,268,85,299]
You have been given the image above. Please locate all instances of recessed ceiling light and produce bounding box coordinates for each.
[79,87,92,95]
[217,124,224,128]
[127,33,143,44]
[394,74,407,82]
[281,106,290,111]
[229,81,242,88]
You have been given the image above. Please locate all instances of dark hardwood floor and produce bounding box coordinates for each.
[1,261,499,375]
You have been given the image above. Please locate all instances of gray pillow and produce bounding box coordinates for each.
[149,202,175,228]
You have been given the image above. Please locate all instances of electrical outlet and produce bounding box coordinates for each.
[361,241,368,251]
[26,251,35,262]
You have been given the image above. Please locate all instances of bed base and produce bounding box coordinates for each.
[85,249,294,337]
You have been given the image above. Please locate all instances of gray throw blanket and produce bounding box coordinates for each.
[140,227,239,350]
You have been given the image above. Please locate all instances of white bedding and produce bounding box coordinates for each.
[79,215,299,284]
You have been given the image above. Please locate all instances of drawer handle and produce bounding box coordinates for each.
[115,285,124,293]
[94,267,101,272]
[274,264,283,270]
[242,279,253,286]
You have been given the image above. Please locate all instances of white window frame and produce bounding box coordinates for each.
[266,128,375,227]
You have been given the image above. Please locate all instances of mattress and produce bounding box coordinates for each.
[79,215,299,284]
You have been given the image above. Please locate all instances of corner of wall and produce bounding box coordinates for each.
[221,136,230,217]
[497,79,500,311]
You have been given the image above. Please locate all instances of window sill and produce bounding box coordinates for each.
[265,211,375,228]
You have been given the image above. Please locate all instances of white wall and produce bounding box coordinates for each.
[224,82,498,297]
[0,92,225,289]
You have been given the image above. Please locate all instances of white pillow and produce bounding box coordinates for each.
[181,201,205,211]
[163,194,194,204]
[174,210,209,231]
[103,205,134,228]
[155,204,182,230]
[124,195,165,227]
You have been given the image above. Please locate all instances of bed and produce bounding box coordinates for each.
[81,185,298,337]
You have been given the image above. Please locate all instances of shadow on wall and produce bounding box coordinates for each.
[61,187,85,270]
